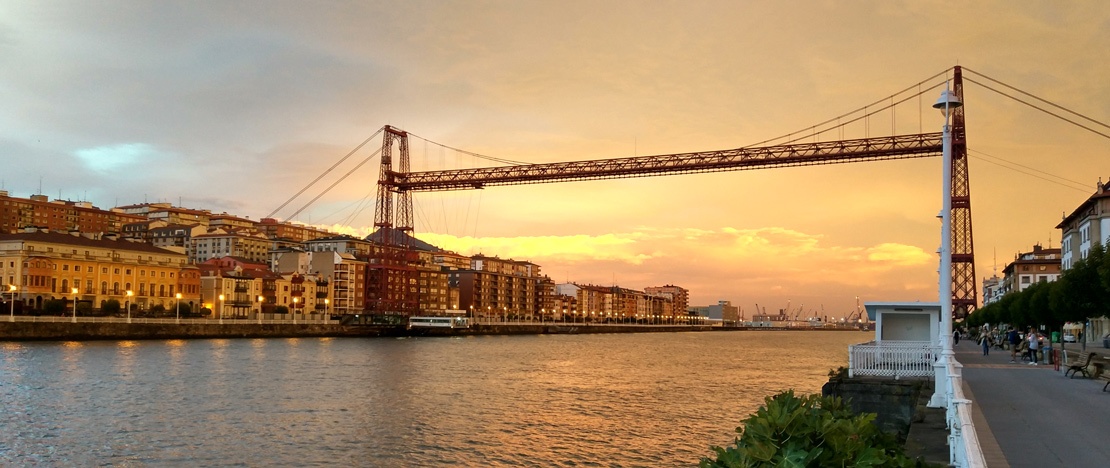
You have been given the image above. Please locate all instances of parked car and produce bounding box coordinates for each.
[1063,333,1077,343]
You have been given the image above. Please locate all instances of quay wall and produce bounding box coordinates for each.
[0,322,718,341]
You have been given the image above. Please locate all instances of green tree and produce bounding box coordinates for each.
[700,390,925,468]
[102,299,121,315]
[43,299,66,314]
[274,305,290,315]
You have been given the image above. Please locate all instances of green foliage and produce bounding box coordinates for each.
[102,299,121,315]
[970,243,1110,329]
[274,305,290,315]
[700,390,924,468]
[43,299,66,314]
[827,367,848,380]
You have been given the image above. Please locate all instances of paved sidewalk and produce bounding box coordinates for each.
[954,342,1110,467]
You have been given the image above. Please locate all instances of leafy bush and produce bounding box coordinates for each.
[43,299,66,314]
[273,305,290,315]
[700,390,924,468]
[102,299,121,315]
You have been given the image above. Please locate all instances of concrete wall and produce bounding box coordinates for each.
[822,377,930,442]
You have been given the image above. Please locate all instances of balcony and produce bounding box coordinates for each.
[847,341,936,379]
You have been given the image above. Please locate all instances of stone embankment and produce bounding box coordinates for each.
[0,322,717,341]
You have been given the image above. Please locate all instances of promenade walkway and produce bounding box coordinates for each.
[955,342,1110,467]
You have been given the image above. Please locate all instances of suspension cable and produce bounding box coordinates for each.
[408,133,530,166]
[265,127,384,219]
[963,76,1110,141]
[285,147,383,222]
[963,67,1110,130]
[745,69,951,147]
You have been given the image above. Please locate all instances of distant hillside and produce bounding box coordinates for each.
[366,228,441,252]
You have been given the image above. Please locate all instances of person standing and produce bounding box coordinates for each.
[953,329,961,346]
[1008,328,1020,363]
[980,328,991,356]
[1027,329,1040,365]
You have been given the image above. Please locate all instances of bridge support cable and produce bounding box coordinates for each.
[266,127,385,220]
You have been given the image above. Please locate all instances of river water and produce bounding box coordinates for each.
[1,331,865,467]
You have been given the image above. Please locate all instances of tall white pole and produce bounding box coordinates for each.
[930,84,960,408]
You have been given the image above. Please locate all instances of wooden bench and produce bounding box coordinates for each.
[1064,351,1099,378]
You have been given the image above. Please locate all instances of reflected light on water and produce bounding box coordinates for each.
[0,332,863,466]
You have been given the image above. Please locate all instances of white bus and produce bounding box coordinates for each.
[407,316,470,329]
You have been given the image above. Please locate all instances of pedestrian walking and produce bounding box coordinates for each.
[953,329,961,346]
[1007,328,1020,362]
[980,328,991,356]
[1027,329,1040,365]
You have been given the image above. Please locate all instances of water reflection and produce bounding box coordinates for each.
[1,332,862,466]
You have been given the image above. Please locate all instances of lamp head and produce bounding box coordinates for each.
[933,89,963,117]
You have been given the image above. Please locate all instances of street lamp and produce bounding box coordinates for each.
[293,297,299,324]
[324,298,329,322]
[71,287,79,323]
[257,295,264,324]
[929,84,962,408]
[218,294,225,324]
[175,292,182,324]
[125,290,133,324]
[8,284,15,322]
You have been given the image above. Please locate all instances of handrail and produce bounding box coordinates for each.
[946,359,987,468]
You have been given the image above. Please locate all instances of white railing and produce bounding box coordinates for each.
[848,341,936,378]
[945,359,987,468]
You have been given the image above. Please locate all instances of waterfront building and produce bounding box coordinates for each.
[999,244,1060,296]
[1057,179,1110,343]
[645,284,689,320]
[415,250,451,314]
[0,191,144,235]
[199,265,275,319]
[456,255,541,320]
[0,230,194,313]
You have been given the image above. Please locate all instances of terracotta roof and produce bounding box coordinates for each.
[0,231,185,256]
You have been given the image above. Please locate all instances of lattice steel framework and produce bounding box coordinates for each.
[373,74,979,316]
[370,125,419,315]
[950,67,977,318]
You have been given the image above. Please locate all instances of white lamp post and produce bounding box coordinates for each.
[293,297,299,324]
[175,292,182,324]
[126,290,133,324]
[71,287,79,323]
[257,295,264,324]
[8,284,15,322]
[929,84,962,408]
[324,298,329,323]
[218,294,225,324]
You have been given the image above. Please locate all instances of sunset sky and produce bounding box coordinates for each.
[2,2,1108,317]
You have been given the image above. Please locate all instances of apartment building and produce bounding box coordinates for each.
[456,255,541,319]
[191,227,272,264]
[1001,244,1061,295]
[1,191,145,235]
[645,284,689,318]
[1058,180,1110,270]
[1057,178,1110,344]
[0,230,193,313]
[257,218,335,243]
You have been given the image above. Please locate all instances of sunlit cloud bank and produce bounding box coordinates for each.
[312,223,936,313]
